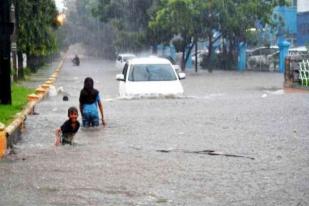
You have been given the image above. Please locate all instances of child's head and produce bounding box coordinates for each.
[67,106,78,122]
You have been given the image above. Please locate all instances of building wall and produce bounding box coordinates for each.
[273,6,297,34]
[297,11,309,46]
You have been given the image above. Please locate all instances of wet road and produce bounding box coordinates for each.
[1,55,309,206]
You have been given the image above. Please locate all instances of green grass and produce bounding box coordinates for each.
[0,84,34,126]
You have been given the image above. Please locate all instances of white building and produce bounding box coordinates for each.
[297,0,309,12]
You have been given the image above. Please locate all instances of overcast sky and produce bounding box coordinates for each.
[54,0,64,11]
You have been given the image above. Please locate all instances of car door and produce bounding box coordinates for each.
[119,63,129,96]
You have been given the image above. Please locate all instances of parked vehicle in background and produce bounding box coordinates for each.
[158,55,181,74]
[115,57,186,97]
[191,49,208,66]
[115,53,136,69]
[246,46,279,71]
[247,46,309,71]
[288,46,308,56]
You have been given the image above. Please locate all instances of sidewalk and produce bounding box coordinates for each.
[0,56,64,158]
[21,59,61,89]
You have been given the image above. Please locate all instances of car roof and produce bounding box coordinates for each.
[118,53,136,57]
[128,57,172,65]
[247,46,279,52]
[289,46,307,52]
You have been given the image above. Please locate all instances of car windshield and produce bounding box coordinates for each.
[128,64,177,81]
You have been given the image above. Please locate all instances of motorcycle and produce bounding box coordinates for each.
[72,55,80,66]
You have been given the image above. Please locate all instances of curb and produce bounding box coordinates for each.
[0,55,66,158]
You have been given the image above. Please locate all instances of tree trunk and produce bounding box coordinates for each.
[181,47,186,71]
[207,33,214,73]
[208,32,213,59]
[17,51,24,80]
[183,37,194,72]
[12,51,18,81]
[152,44,157,54]
[194,39,198,72]
[27,55,38,72]
[228,39,235,69]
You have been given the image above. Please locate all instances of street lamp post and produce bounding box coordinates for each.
[0,1,14,104]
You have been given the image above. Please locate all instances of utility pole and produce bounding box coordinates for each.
[0,0,14,104]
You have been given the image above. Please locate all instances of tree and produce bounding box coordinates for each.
[17,0,58,72]
[190,0,220,71]
[211,0,277,69]
[93,0,156,54]
[150,0,279,70]
[59,0,117,58]
[149,0,196,70]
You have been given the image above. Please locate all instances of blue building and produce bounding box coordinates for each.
[297,12,309,46]
[272,6,297,45]
[296,0,309,46]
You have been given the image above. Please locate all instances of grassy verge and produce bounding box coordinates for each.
[0,84,34,126]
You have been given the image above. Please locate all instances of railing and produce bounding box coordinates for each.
[284,54,309,88]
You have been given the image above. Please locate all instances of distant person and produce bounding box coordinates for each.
[72,54,80,66]
[55,106,80,145]
[79,77,106,128]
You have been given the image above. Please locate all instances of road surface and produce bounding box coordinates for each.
[0,54,309,206]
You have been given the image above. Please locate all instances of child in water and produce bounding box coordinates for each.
[79,77,106,127]
[55,107,80,145]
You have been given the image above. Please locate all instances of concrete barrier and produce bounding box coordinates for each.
[0,124,6,158]
[35,87,48,96]
[41,84,50,89]
[27,93,41,102]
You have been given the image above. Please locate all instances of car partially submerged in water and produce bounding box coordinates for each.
[116,57,186,97]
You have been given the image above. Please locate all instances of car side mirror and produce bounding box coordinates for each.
[116,74,125,81]
[178,72,186,80]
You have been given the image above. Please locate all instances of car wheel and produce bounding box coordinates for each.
[248,60,257,70]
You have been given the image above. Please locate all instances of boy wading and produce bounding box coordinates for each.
[55,107,80,145]
[60,118,80,145]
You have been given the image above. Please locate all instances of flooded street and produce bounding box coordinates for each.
[1,55,309,206]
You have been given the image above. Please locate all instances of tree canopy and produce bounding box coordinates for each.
[65,0,285,69]
[17,0,59,57]
[148,0,282,69]
[93,0,157,53]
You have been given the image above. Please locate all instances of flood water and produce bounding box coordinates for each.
[1,53,309,206]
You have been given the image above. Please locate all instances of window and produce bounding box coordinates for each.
[128,64,177,81]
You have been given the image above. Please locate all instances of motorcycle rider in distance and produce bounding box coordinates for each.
[72,54,80,66]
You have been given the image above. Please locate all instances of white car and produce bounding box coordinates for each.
[247,46,308,71]
[191,49,208,66]
[115,53,136,69]
[116,57,186,97]
[246,46,279,71]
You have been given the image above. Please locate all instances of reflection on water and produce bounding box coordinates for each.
[104,93,225,102]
